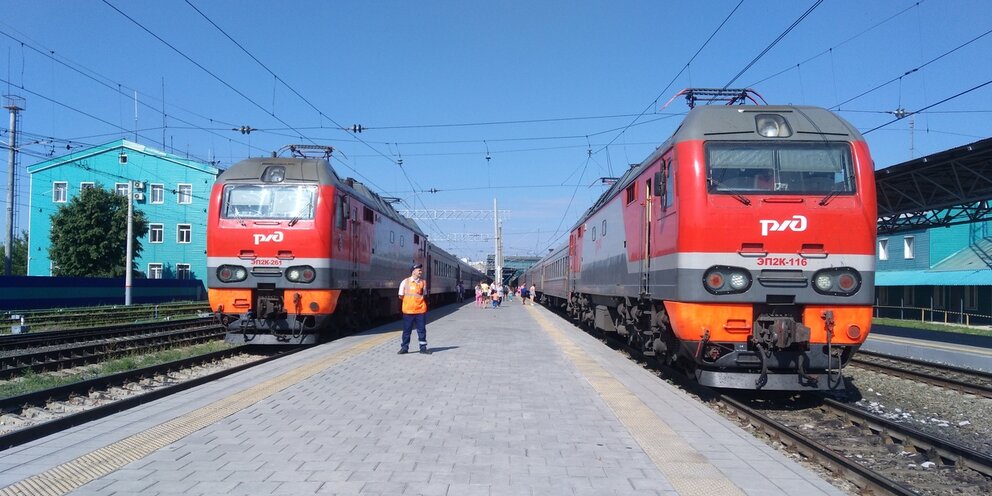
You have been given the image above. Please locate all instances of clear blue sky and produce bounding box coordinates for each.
[2,0,991,262]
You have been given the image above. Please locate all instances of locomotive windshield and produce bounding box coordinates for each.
[705,142,854,194]
[221,184,317,220]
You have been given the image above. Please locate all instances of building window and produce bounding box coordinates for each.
[177,224,191,244]
[177,263,191,280]
[80,182,95,193]
[149,224,164,243]
[53,182,68,203]
[177,183,192,204]
[151,184,165,204]
[115,183,130,196]
[903,236,915,259]
[148,263,163,279]
[878,239,888,261]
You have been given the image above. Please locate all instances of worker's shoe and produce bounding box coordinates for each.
[397,349,408,355]
[419,347,432,355]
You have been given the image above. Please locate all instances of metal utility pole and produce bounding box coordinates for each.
[125,180,134,305]
[493,198,501,284]
[4,95,24,277]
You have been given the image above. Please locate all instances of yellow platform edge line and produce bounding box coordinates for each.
[0,332,397,496]
[526,306,745,496]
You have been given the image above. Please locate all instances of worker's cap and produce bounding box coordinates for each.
[411,263,423,271]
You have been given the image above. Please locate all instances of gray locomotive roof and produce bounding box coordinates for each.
[570,105,864,231]
[217,157,423,235]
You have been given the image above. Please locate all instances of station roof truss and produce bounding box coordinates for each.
[876,137,992,235]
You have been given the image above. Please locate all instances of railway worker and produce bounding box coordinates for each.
[398,263,431,355]
[456,281,465,302]
[520,284,529,305]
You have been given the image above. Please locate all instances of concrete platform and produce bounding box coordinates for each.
[862,324,992,373]
[0,302,844,496]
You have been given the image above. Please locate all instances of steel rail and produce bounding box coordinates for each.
[851,351,992,399]
[822,397,992,478]
[718,395,920,496]
[0,323,225,378]
[0,346,306,452]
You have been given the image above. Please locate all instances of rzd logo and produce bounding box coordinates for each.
[759,215,807,236]
[253,231,284,245]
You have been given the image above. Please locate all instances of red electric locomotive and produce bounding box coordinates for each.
[207,146,482,344]
[526,95,876,390]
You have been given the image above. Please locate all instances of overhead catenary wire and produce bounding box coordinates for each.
[595,0,745,154]
[862,78,992,135]
[722,0,824,89]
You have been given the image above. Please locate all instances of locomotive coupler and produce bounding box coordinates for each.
[753,315,810,349]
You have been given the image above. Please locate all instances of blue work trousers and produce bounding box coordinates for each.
[401,313,427,351]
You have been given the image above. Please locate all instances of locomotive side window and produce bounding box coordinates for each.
[705,142,854,195]
[222,184,317,221]
[625,184,636,204]
[363,206,374,223]
[335,195,347,229]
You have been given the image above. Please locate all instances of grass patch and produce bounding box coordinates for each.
[872,317,992,337]
[0,340,235,400]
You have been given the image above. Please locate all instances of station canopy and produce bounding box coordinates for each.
[876,137,992,234]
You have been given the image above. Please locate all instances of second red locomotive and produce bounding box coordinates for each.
[525,99,877,390]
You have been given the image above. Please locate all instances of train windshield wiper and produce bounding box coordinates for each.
[707,176,751,205]
[288,199,313,227]
[819,176,853,206]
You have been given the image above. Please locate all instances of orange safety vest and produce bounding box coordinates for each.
[401,278,428,314]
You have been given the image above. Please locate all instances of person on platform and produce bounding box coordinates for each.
[398,263,431,355]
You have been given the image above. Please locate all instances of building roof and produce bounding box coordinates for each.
[27,139,219,175]
[876,137,992,234]
[876,269,992,286]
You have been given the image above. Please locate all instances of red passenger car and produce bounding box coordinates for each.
[526,100,876,390]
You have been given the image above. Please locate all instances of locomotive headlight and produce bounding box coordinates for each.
[286,265,316,283]
[703,266,751,294]
[812,268,861,296]
[217,264,248,283]
[755,114,793,138]
[729,271,749,290]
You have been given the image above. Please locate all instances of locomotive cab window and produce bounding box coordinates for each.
[222,184,316,221]
[705,142,854,195]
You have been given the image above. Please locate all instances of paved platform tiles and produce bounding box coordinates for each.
[0,302,844,496]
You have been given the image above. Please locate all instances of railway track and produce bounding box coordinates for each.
[720,394,992,495]
[0,318,224,379]
[850,350,992,399]
[0,346,304,451]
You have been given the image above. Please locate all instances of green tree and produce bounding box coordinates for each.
[49,186,148,277]
[0,230,29,276]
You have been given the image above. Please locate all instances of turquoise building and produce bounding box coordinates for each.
[875,220,992,322]
[27,140,219,280]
